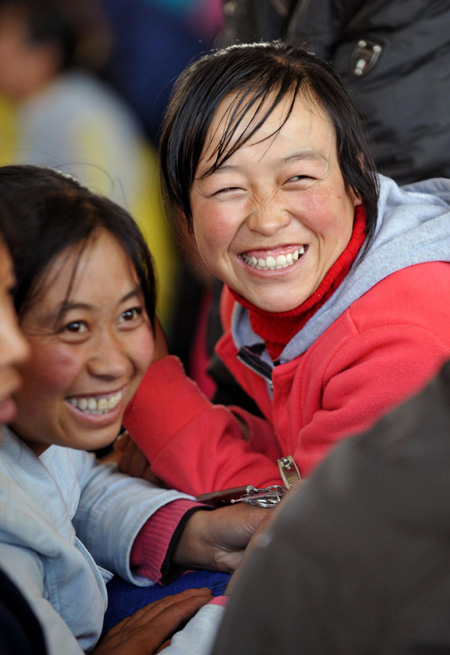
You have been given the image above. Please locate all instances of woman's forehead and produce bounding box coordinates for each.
[25,230,137,315]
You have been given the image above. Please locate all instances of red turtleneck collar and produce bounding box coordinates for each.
[228,205,367,360]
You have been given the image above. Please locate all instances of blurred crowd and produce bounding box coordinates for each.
[0,0,223,336]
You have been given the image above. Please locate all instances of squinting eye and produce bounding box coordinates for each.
[119,307,143,322]
[287,175,310,183]
[213,186,242,196]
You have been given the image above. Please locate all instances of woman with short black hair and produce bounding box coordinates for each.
[121,41,450,495]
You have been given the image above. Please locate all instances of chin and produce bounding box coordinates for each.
[255,296,305,313]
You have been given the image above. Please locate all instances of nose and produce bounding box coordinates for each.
[87,330,132,381]
[246,195,291,236]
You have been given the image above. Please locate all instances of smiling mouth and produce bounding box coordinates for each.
[66,389,124,415]
[241,246,306,271]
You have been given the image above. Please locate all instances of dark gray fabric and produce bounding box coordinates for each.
[0,568,47,655]
[212,360,450,654]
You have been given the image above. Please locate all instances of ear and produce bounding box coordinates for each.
[351,188,363,208]
[350,153,365,206]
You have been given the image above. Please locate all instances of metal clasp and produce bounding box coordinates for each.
[230,484,286,508]
[277,455,301,488]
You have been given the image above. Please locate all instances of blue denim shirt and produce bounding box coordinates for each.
[0,427,202,654]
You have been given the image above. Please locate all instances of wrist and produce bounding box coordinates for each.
[173,508,213,569]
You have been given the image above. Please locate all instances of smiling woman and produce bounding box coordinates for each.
[119,41,450,497]
[13,229,154,454]
[0,165,267,655]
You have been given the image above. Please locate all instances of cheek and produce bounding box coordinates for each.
[21,341,82,397]
[300,189,354,237]
[193,207,236,265]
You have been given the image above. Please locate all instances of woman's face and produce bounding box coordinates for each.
[11,229,154,454]
[0,237,29,425]
[190,91,361,313]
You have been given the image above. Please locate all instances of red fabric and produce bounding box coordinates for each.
[230,205,367,359]
[124,262,450,496]
[130,499,199,582]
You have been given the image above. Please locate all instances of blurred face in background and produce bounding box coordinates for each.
[0,235,29,428]
[0,6,59,102]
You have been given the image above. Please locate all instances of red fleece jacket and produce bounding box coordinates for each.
[124,262,450,496]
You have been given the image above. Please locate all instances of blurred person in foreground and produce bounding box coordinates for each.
[212,358,450,654]
[0,189,43,655]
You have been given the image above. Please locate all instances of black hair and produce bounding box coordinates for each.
[0,165,157,325]
[160,41,379,242]
[0,192,18,255]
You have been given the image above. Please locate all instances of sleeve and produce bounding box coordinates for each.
[0,542,85,655]
[72,452,196,585]
[295,321,450,477]
[161,603,225,655]
[130,501,209,583]
[123,356,283,496]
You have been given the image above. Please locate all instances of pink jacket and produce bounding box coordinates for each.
[124,261,450,496]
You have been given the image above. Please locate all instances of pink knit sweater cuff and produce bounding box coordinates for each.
[210,595,229,607]
[130,499,200,583]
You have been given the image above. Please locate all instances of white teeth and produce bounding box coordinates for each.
[242,247,306,271]
[67,391,123,415]
[98,398,109,411]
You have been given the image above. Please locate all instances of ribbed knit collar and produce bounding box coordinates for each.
[228,205,367,359]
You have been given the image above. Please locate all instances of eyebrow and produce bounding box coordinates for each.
[49,287,142,321]
[197,149,328,179]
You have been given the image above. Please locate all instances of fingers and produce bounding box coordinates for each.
[113,431,130,453]
[95,589,212,655]
[125,588,212,627]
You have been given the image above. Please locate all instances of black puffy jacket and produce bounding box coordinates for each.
[219,0,450,184]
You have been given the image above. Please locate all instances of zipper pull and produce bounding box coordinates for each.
[277,455,301,488]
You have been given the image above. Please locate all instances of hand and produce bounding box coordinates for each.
[174,503,269,573]
[115,431,164,486]
[225,480,304,594]
[92,588,212,655]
